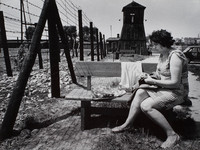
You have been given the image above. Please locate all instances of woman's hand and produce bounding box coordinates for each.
[139,73,148,80]
[144,74,156,85]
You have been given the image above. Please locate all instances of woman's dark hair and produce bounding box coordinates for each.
[149,29,175,48]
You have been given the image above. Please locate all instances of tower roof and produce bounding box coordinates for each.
[122,1,146,11]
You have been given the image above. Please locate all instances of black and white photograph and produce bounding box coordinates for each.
[0,0,200,149]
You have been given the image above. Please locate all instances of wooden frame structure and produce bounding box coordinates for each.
[0,0,76,139]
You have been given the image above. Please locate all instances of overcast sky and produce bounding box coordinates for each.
[1,0,200,39]
[74,0,200,39]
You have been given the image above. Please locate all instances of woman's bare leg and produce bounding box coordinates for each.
[140,98,180,148]
[112,89,149,132]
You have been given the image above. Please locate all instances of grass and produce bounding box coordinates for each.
[95,128,200,150]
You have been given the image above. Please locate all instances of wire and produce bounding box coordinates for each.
[4,15,32,25]
[4,12,20,20]
[26,0,42,10]
[1,0,100,40]
[6,30,24,34]
[26,0,32,23]
[56,1,78,26]
[0,2,40,18]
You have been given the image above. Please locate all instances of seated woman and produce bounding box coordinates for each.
[112,29,189,149]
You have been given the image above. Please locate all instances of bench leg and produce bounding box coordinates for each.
[81,101,91,130]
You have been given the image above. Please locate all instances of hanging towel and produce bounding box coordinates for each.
[119,62,142,89]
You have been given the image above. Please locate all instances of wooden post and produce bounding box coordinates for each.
[96,29,100,61]
[78,10,84,61]
[100,32,103,59]
[103,34,107,57]
[75,38,78,57]
[0,0,49,140]
[53,0,77,83]
[48,0,60,98]
[38,44,43,69]
[34,23,43,69]
[90,22,94,61]
[20,0,23,42]
[81,101,91,130]
[0,11,13,76]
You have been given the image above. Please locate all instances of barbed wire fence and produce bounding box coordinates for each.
[0,0,108,139]
[0,0,95,40]
[0,0,105,72]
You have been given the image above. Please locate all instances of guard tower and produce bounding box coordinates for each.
[120,1,147,55]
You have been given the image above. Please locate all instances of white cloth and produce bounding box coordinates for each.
[119,62,142,88]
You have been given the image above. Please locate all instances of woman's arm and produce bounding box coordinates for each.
[144,53,183,89]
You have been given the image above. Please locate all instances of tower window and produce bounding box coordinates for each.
[130,13,135,23]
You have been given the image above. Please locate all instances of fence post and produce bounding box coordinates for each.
[53,0,77,83]
[38,44,43,69]
[90,22,94,61]
[96,29,100,61]
[47,0,60,98]
[0,11,12,76]
[0,0,49,140]
[103,34,107,57]
[78,10,84,61]
[100,32,103,59]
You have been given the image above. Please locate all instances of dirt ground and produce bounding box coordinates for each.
[0,52,200,150]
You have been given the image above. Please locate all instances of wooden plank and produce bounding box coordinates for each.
[120,50,135,54]
[65,88,133,103]
[75,61,121,77]
[75,61,157,77]
[65,89,93,100]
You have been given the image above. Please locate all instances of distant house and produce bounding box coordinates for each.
[106,34,120,52]
[184,37,200,45]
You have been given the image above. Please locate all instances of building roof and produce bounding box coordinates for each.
[122,1,146,11]
[106,37,120,42]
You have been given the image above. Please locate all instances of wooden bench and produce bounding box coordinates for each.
[120,50,135,56]
[65,61,157,130]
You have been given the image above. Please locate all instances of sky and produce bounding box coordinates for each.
[1,0,200,39]
[73,0,200,39]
